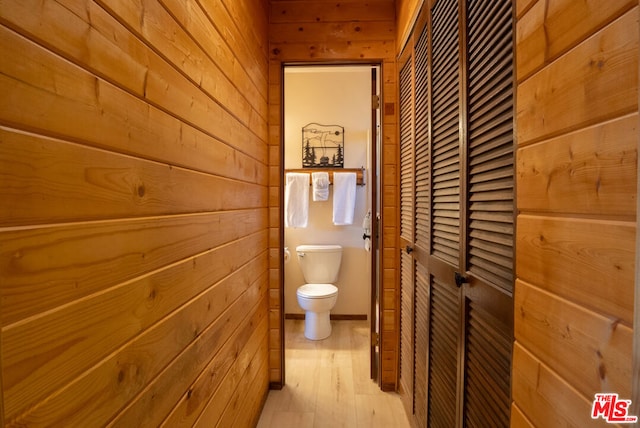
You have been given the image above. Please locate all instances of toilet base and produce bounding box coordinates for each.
[304,310,331,340]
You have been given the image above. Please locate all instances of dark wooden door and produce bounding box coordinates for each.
[426,0,462,424]
[398,0,515,426]
[398,52,416,418]
[460,0,514,425]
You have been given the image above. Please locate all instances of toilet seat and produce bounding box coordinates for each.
[297,283,338,299]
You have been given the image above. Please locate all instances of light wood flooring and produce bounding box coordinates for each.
[257,319,410,428]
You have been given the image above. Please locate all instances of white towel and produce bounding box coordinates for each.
[312,172,329,201]
[285,173,309,228]
[332,172,357,226]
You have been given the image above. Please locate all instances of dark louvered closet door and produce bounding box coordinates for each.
[430,0,461,268]
[398,58,415,414]
[398,0,515,425]
[462,286,513,427]
[462,0,514,426]
[412,19,430,428]
[427,0,462,426]
[467,0,514,293]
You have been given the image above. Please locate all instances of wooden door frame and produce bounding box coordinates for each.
[279,61,383,386]
[370,65,381,383]
[633,110,640,418]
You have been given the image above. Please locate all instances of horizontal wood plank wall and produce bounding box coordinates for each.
[0,0,270,426]
[268,0,399,390]
[514,0,638,426]
[395,0,424,55]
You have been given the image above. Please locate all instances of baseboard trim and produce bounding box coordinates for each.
[268,381,283,390]
[284,313,367,320]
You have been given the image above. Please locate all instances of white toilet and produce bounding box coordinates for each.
[296,244,343,340]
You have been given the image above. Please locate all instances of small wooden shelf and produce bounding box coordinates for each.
[285,168,365,186]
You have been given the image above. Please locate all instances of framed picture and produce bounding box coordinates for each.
[301,123,344,168]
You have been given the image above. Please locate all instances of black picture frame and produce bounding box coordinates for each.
[301,123,344,168]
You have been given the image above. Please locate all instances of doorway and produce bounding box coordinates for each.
[281,63,381,383]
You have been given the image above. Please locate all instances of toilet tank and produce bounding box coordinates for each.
[296,245,342,283]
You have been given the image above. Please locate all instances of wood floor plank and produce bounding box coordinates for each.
[257,320,410,428]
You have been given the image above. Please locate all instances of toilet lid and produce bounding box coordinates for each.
[297,283,338,299]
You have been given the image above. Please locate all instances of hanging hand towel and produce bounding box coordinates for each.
[285,172,309,228]
[332,172,357,226]
[312,172,329,201]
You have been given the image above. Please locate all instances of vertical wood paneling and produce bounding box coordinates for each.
[0,0,270,426]
[268,0,399,389]
[267,55,284,385]
[514,2,638,426]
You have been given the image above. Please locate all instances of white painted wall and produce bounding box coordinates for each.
[284,66,372,317]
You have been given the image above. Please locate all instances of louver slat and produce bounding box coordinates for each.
[467,0,514,292]
[399,61,414,241]
[415,25,430,250]
[398,58,415,410]
[431,0,460,267]
[428,277,458,428]
[464,300,512,427]
[400,250,414,399]
[428,0,460,423]
[464,0,514,426]
[414,262,429,425]
[413,23,430,427]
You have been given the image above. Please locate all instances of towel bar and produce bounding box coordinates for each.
[284,168,365,186]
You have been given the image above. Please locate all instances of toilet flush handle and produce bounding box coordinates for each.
[297,251,305,258]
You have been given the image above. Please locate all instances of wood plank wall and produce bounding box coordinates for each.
[396,0,423,55]
[0,0,270,426]
[514,0,638,426]
[268,0,400,389]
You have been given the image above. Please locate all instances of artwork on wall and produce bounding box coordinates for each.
[302,123,344,168]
